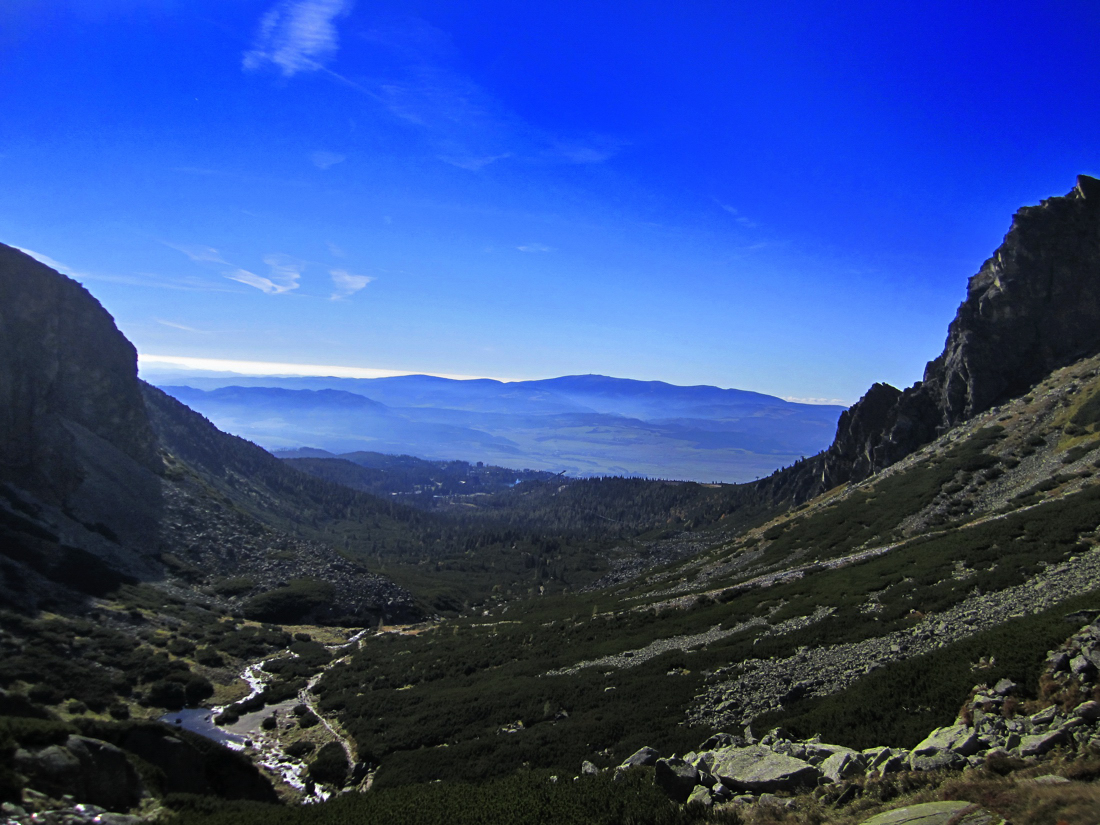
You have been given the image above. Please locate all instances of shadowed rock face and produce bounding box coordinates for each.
[0,243,157,501]
[0,244,416,621]
[822,175,1100,488]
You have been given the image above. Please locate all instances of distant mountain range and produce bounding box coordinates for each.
[148,374,845,482]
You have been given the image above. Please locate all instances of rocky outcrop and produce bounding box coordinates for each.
[653,757,700,802]
[0,246,166,602]
[819,175,1100,489]
[0,244,158,502]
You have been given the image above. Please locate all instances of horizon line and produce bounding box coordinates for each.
[137,354,852,406]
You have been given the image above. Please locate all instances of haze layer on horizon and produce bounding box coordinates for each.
[2,1,1098,405]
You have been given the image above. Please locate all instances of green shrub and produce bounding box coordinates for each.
[212,577,256,597]
[195,646,225,667]
[243,579,336,624]
[144,680,187,710]
[285,740,314,758]
[309,742,349,787]
[167,637,196,656]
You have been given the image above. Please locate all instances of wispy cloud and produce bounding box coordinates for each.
[243,0,353,77]
[156,319,210,334]
[163,242,229,265]
[330,268,372,299]
[517,243,551,253]
[714,199,759,228]
[167,244,308,296]
[311,150,346,169]
[438,153,511,171]
[231,253,305,294]
[224,268,286,294]
[14,246,90,279]
[550,137,627,165]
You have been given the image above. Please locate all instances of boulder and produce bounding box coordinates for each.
[710,782,733,802]
[862,746,907,774]
[709,745,821,793]
[992,678,1016,696]
[860,800,1002,825]
[580,760,598,776]
[908,749,966,772]
[821,750,866,783]
[686,785,713,808]
[796,741,857,765]
[911,725,984,758]
[699,733,743,750]
[653,757,699,803]
[1029,705,1058,726]
[1017,728,1070,757]
[1072,700,1100,722]
[619,746,660,769]
[1070,654,1097,679]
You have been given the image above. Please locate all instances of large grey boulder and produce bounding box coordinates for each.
[821,750,866,782]
[653,757,699,803]
[1017,728,1070,757]
[863,746,907,774]
[709,745,821,793]
[860,800,1002,825]
[992,678,1016,696]
[699,733,743,750]
[1072,700,1100,722]
[908,724,983,772]
[792,741,856,766]
[619,746,660,769]
[911,725,984,758]
[686,785,713,808]
[908,749,966,772]
[1070,654,1096,678]
[1028,706,1058,726]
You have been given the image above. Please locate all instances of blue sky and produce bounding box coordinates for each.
[2,1,1098,404]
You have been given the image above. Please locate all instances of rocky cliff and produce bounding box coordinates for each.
[0,242,417,622]
[819,174,1100,489]
[0,245,158,500]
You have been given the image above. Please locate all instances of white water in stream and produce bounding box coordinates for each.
[166,629,372,803]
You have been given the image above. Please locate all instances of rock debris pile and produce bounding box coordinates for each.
[162,484,415,622]
[691,547,1100,729]
[627,618,1100,809]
